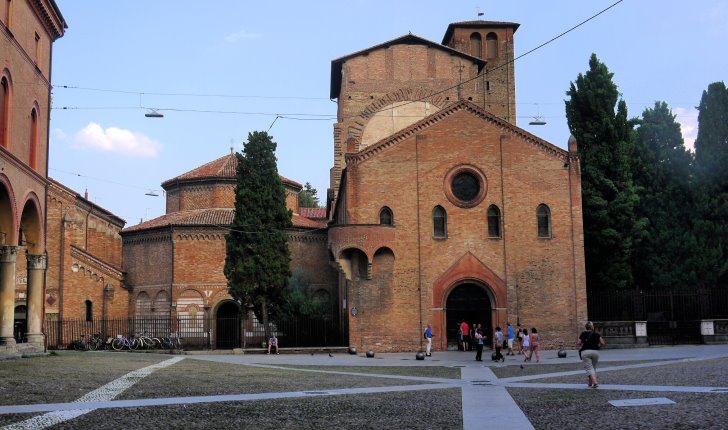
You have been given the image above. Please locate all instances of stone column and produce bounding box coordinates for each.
[0,246,18,349]
[25,254,47,348]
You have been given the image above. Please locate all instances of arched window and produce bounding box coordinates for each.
[85,300,93,321]
[486,33,498,59]
[537,204,551,238]
[379,206,393,225]
[470,32,482,58]
[433,205,447,238]
[0,76,8,148]
[487,205,501,238]
[29,107,38,169]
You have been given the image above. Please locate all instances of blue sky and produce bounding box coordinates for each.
[49,1,728,225]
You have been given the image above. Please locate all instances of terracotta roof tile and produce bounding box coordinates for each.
[299,207,327,219]
[161,153,302,189]
[123,208,326,233]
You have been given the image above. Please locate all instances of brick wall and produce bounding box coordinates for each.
[45,182,127,320]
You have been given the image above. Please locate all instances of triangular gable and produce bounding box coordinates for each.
[330,34,486,99]
[344,100,569,166]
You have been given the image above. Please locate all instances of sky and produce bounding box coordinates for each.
[48,1,728,226]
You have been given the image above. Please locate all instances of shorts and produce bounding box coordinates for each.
[507,339,514,348]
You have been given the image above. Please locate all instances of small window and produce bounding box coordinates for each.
[469,32,482,58]
[487,205,501,238]
[34,33,40,65]
[379,206,393,225]
[433,205,447,238]
[29,108,38,169]
[0,76,8,148]
[85,300,93,321]
[537,204,551,238]
[486,33,498,59]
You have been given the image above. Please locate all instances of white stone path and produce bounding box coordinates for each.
[1,349,728,430]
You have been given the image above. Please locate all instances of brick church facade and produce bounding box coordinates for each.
[327,21,587,351]
[121,154,337,348]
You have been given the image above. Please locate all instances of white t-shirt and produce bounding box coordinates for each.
[523,335,530,348]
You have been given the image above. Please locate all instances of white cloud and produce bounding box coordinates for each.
[673,107,698,152]
[225,29,262,43]
[72,123,161,158]
[51,128,68,142]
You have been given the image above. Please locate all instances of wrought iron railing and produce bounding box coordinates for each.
[44,314,346,351]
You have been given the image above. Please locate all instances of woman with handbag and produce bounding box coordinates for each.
[578,321,606,388]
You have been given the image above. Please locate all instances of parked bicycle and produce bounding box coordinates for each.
[111,334,140,351]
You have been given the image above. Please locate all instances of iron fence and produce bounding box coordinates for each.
[587,289,728,322]
[44,314,345,351]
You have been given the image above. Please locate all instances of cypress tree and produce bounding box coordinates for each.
[565,54,643,292]
[632,102,695,290]
[224,131,292,335]
[693,82,728,288]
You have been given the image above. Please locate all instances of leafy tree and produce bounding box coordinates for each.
[693,82,728,288]
[565,54,644,292]
[224,131,292,336]
[299,182,320,208]
[631,102,696,290]
[277,269,330,318]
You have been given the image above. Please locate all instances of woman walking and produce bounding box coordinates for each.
[474,325,484,361]
[529,328,540,363]
[522,328,530,361]
[579,321,606,388]
[493,326,505,362]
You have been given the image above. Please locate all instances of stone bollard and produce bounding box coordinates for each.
[366,349,375,358]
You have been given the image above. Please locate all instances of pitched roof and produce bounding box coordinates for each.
[345,100,569,167]
[122,208,326,233]
[330,33,486,99]
[161,153,302,190]
[299,207,327,220]
[441,21,520,45]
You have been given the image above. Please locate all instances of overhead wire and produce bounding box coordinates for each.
[49,1,627,122]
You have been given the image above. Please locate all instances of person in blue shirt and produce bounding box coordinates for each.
[507,322,515,356]
[424,323,433,357]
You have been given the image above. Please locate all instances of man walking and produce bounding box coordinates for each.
[424,323,433,357]
[507,322,515,356]
[460,319,470,351]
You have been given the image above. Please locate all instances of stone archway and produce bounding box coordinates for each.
[444,283,493,351]
[215,300,240,349]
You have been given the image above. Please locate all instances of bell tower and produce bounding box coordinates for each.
[442,21,519,123]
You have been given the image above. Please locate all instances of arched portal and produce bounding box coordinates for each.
[215,300,240,349]
[445,283,492,350]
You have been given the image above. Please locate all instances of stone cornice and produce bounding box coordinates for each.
[29,0,66,40]
[70,245,123,280]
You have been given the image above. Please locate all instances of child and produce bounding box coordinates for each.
[522,328,530,361]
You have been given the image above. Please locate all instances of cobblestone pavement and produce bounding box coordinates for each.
[0,345,727,429]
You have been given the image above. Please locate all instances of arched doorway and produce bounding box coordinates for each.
[445,283,492,350]
[215,301,240,349]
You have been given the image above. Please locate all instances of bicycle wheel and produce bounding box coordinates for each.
[111,338,124,351]
[88,339,98,351]
[130,337,141,350]
[174,337,183,350]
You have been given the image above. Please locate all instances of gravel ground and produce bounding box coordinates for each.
[51,388,464,430]
[508,388,728,430]
[534,357,728,387]
[0,351,168,405]
[273,364,462,379]
[117,359,438,400]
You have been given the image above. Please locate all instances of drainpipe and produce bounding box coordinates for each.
[415,135,423,351]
